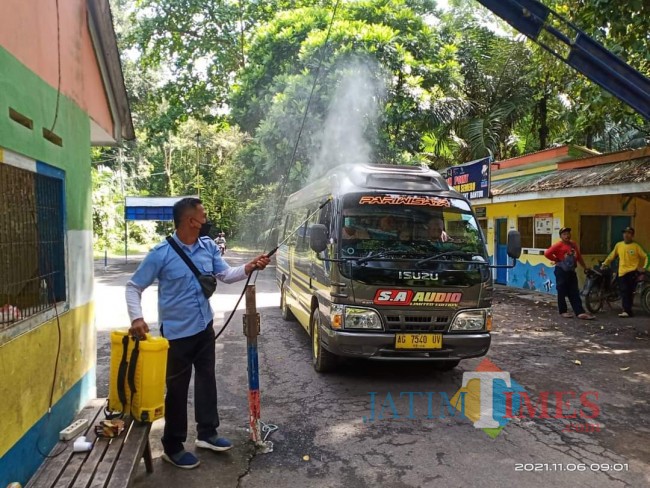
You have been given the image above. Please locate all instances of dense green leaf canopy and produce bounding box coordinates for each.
[93,0,648,247]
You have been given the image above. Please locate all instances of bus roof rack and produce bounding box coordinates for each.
[349,164,450,192]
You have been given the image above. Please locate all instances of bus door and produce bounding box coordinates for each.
[310,199,334,289]
[293,209,315,315]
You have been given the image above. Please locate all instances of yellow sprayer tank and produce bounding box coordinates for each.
[108,330,169,422]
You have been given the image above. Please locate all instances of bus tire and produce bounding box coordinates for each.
[280,284,295,321]
[311,307,337,373]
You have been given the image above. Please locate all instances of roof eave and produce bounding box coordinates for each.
[487,182,650,203]
[87,0,135,143]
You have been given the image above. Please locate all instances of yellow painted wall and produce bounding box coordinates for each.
[564,195,643,265]
[483,199,565,267]
[633,198,650,251]
[0,301,95,457]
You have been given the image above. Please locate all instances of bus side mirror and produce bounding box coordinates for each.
[309,224,328,253]
[507,230,522,259]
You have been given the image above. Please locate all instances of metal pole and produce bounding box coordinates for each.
[118,146,125,197]
[195,132,201,198]
[243,284,273,453]
[124,217,128,263]
[119,147,128,263]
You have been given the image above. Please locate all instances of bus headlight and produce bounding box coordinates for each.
[344,307,383,330]
[449,309,489,331]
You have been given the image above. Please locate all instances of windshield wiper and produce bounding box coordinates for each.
[355,249,424,265]
[415,251,484,267]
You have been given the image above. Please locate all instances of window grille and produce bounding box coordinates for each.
[0,163,66,328]
[518,216,552,249]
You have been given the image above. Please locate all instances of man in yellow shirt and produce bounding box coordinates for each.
[602,227,648,318]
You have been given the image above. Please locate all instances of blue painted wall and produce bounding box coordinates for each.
[508,260,556,294]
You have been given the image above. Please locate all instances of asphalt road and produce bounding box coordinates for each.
[94,252,650,488]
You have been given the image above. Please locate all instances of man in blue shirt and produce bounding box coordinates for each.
[126,198,270,469]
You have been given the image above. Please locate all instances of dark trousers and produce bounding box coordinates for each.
[161,324,219,455]
[555,267,585,315]
[619,271,638,315]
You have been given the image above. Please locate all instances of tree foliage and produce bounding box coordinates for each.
[95,0,649,247]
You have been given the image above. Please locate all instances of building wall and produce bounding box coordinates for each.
[481,194,650,296]
[631,198,650,248]
[565,194,639,264]
[0,46,96,485]
[483,199,564,292]
[0,0,113,137]
[566,195,650,288]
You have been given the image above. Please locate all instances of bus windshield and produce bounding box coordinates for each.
[339,193,487,262]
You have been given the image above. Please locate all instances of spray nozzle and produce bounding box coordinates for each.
[318,196,333,209]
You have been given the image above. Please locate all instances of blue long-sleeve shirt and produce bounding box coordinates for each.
[125,233,247,340]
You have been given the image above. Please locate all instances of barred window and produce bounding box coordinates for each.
[0,163,66,328]
[518,216,552,249]
[518,217,534,248]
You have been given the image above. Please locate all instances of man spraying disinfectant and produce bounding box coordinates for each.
[126,198,270,469]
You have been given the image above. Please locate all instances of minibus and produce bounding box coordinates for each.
[276,164,520,372]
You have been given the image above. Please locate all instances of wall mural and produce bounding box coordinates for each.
[508,260,556,294]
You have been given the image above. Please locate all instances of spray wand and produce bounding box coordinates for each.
[165,196,332,382]
[258,196,332,261]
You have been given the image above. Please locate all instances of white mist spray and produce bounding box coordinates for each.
[310,57,387,181]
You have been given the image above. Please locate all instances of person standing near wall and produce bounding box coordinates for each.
[544,227,595,320]
[602,226,648,318]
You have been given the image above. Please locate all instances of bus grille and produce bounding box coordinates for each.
[383,313,450,332]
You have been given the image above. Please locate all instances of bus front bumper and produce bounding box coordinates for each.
[320,329,491,361]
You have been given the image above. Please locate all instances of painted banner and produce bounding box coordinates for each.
[444,157,491,200]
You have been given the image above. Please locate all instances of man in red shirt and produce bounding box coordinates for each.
[544,227,594,320]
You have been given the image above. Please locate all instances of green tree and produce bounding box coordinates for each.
[231,0,464,185]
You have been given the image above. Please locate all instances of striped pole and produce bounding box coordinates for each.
[244,284,271,451]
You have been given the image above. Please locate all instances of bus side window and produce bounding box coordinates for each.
[285,211,299,246]
[296,209,312,252]
[281,215,290,243]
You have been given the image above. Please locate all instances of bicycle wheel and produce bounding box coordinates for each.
[641,286,650,315]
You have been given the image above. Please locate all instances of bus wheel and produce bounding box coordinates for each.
[311,307,337,373]
[280,285,295,321]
